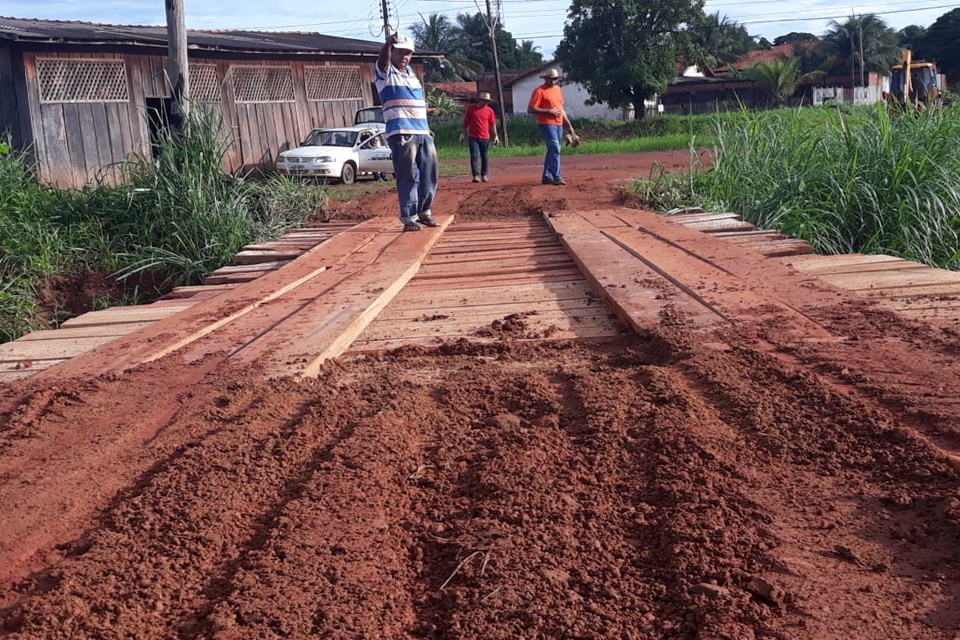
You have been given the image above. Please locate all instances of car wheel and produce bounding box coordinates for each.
[340,162,356,185]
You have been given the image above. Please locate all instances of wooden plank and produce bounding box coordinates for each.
[350,325,623,353]
[860,283,960,299]
[233,249,306,264]
[203,272,268,285]
[60,305,192,327]
[416,261,579,280]
[778,253,905,269]
[404,270,585,290]
[0,336,118,361]
[377,298,610,322]
[19,322,154,341]
[752,240,815,257]
[232,216,453,378]
[419,253,575,274]
[360,312,620,341]
[713,230,787,241]
[793,260,927,276]
[664,211,742,224]
[425,247,569,265]
[0,358,67,372]
[78,104,103,183]
[816,269,960,291]
[209,261,292,275]
[391,280,602,307]
[62,103,87,188]
[546,213,724,333]
[686,220,757,232]
[573,210,633,228]
[884,297,960,311]
[163,284,237,299]
[555,211,839,339]
[34,216,400,381]
[0,371,37,384]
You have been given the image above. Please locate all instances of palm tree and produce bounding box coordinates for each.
[410,14,483,82]
[689,12,754,71]
[819,14,900,79]
[744,58,824,104]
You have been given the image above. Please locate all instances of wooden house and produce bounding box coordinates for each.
[0,17,438,188]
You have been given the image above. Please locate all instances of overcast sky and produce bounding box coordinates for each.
[1,0,956,58]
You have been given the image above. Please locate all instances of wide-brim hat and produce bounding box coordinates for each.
[477,91,494,102]
[540,68,561,79]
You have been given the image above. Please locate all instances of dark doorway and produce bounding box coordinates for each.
[144,97,182,160]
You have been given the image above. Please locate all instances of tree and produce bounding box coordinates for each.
[818,14,900,78]
[515,40,544,69]
[556,0,704,119]
[409,12,543,82]
[688,12,754,70]
[744,57,823,104]
[410,14,483,82]
[916,8,960,85]
[774,32,818,46]
[898,24,926,49]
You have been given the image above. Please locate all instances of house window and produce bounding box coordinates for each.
[37,59,128,103]
[305,66,363,101]
[233,66,295,103]
[190,64,221,103]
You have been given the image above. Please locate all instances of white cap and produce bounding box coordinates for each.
[393,34,415,52]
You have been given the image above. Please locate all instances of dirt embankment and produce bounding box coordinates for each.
[1,152,959,639]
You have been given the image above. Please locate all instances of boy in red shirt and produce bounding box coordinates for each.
[527,68,576,186]
[459,92,499,182]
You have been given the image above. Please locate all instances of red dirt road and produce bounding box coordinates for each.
[1,152,959,639]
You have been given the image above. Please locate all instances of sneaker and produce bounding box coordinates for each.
[418,215,440,228]
[472,176,481,183]
[541,178,553,185]
[553,179,567,186]
[403,221,421,232]
[481,175,489,182]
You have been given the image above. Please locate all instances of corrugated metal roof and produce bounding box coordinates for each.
[0,16,441,57]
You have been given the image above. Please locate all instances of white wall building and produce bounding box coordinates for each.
[510,63,639,120]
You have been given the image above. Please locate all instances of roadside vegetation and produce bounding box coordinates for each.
[0,108,327,343]
[6,101,960,344]
[631,102,960,269]
[431,113,720,160]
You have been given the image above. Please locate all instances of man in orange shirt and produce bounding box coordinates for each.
[459,91,500,183]
[527,68,577,186]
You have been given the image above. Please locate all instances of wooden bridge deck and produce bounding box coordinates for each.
[3,210,960,384]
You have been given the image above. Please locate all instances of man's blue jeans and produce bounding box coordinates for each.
[468,137,490,178]
[387,133,438,223]
[538,124,563,183]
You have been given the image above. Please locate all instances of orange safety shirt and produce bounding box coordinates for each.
[528,84,564,126]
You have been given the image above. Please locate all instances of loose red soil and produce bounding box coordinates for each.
[1,152,959,639]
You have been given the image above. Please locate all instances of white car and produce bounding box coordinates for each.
[275,126,393,184]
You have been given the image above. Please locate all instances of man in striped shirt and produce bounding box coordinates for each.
[375,33,439,232]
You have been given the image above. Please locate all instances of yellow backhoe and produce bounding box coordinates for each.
[883,49,942,110]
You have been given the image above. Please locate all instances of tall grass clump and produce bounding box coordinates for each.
[110,106,327,285]
[0,105,327,342]
[693,103,960,268]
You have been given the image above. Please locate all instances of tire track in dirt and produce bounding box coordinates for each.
[1,376,348,637]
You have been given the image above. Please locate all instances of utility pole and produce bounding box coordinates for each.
[380,0,392,38]
[859,22,865,91]
[164,0,189,116]
[484,0,509,147]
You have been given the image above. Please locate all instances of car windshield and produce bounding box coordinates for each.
[355,108,384,125]
[301,130,358,147]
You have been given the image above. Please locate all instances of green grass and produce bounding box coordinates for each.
[0,107,330,343]
[431,113,719,160]
[629,103,960,269]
